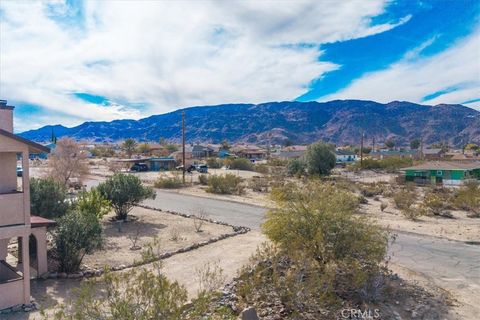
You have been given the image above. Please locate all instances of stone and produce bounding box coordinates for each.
[68,272,83,279]
[11,305,22,312]
[241,307,259,320]
[58,272,67,279]
[48,272,58,279]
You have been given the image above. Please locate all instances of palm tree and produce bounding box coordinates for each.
[122,138,137,158]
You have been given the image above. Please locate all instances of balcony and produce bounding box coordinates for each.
[0,192,25,227]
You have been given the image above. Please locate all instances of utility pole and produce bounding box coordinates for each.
[182,112,186,185]
[372,136,375,153]
[360,131,365,168]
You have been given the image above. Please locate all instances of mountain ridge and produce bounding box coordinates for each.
[19,100,480,147]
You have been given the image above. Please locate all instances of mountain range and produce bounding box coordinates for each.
[19,100,480,147]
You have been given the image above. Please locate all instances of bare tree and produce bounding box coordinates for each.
[48,138,89,187]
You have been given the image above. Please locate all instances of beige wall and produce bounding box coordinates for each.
[0,152,18,193]
[0,193,25,226]
[0,108,13,133]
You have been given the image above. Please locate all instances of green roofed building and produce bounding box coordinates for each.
[402,161,480,186]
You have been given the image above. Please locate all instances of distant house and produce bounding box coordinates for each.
[147,157,176,171]
[218,150,233,158]
[170,146,193,162]
[335,149,358,164]
[402,161,480,186]
[370,149,419,160]
[192,144,216,158]
[29,143,56,160]
[421,148,445,160]
[274,145,307,160]
[233,145,267,161]
[113,157,176,171]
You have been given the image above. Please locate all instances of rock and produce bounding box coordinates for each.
[240,307,259,320]
[68,272,83,279]
[11,305,22,312]
[58,272,67,279]
[48,272,58,279]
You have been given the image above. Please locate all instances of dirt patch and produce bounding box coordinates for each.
[81,206,233,269]
[361,196,480,242]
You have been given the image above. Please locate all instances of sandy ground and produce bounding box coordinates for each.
[361,196,480,242]
[82,207,233,269]
[4,231,266,320]
[390,263,478,320]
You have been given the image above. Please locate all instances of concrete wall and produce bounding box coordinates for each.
[0,193,25,226]
[0,152,18,194]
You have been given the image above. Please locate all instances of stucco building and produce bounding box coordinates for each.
[0,100,53,310]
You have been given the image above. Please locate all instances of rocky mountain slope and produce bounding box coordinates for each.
[19,100,480,146]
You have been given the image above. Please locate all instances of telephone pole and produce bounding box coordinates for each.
[360,131,365,168]
[182,112,186,184]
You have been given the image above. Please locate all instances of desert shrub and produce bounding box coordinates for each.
[422,188,454,218]
[193,210,207,233]
[359,183,384,198]
[53,210,103,272]
[48,138,89,186]
[227,158,254,171]
[305,142,336,176]
[75,188,111,219]
[198,174,209,185]
[254,163,269,174]
[98,173,156,221]
[154,175,184,189]
[248,176,269,192]
[455,181,480,217]
[286,158,306,176]
[260,181,389,309]
[91,146,114,157]
[207,174,244,195]
[206,157,223,169]
[393,189,416,210]
[48,262,188,319]
[30,177,69,219]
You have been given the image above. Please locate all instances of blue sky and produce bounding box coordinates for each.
[0,0,479,132]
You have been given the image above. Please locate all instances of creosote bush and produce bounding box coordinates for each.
[225,158,254,171]
[455,181,480,218]
[154,175,184,189]
[198,174,209,185]
[98,173,156,221]
[234,181,391,317]
[206,174,245,195]
[75,188,111,219]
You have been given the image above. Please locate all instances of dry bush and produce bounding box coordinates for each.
[154,174,184,189]
[248,176,270,192]
[48,138,89,186]
[195,261,226,294]
[193,209,207,233]
[206,174,245,195]
[455,181,480,218]
[198,174,209,185]
[422,188,454,218]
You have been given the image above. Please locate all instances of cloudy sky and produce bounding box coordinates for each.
[0,0,479,132]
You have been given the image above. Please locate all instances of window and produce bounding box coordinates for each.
[437,170,443,176]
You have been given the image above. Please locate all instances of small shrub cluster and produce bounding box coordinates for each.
[254,163,269,174]
[207,174,245,195]
[154,175,184,189]
[455,181,480,218]
[206,157,223,169]
[393,188,422,220]
[198,174,209,185]
[286,158,306,177]
[359,183,384,198]
[226,158,254,171]
[248,176,269,192]
[421,188,454,218]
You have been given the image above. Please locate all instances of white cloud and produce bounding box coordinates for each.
[0,0,411,130]
[321,27,480,110]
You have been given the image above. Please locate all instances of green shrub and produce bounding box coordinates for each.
[53,210,103,272]
[98,173,156,221]
[305,142,336,176]
[198,174,209,185]
[227,158,254,171]
[75,188,111,219]
[48,262,188,319]
[393,189,423,220]
[261,181,389,306]
[207,174,245,195]
[422,188,453,218]
[206,157,223,169]
[455,181,480,217]
[154,175,184,189]
[254,163,269,174]
[286,158,305,176]
[30,177,69,219]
